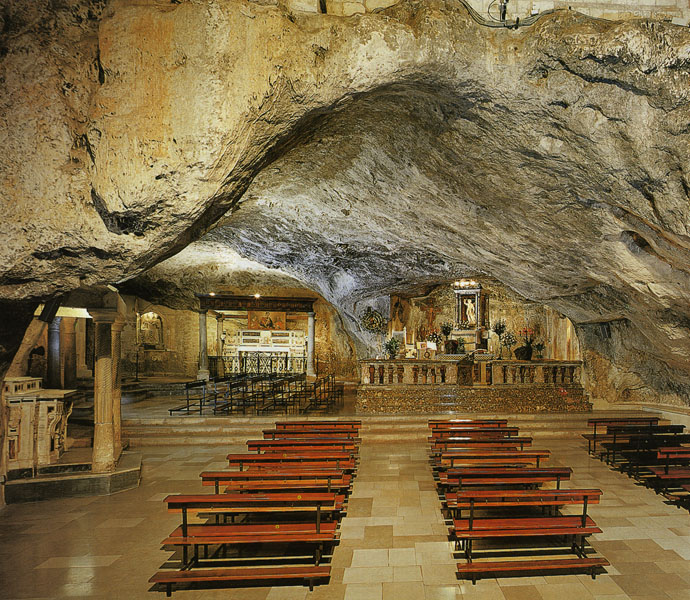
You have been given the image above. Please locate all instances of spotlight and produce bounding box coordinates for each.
[254,293,261,299]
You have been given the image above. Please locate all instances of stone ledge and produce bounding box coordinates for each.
[3,452,142,504]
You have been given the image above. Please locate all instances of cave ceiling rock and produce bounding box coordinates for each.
[2,0,690,400]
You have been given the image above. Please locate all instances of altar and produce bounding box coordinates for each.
[355,357,589,413]
[357,278,589,413]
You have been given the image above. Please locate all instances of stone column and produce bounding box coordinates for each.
[47,317,62,388]
[197,310,209,380]
[88,309,116,473]
[111,318,124,457]
[307,311,316,377]
[61,317,77,389]
[216,316,224,356]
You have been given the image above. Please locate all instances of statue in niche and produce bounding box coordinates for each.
[140,312,164,349]
[464,298,476,326]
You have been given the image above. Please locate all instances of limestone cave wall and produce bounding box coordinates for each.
[1,0,690,409]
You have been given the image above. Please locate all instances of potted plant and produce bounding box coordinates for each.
[514,327,534,361]
[534,341,545,359]
[383,337,401,359]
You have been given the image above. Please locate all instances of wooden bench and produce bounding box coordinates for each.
[247,439,358,453]
[200,469,349,492]
[600,424,686,465]
[430,427,520,440]
[584,416,661,454]
[431,437,533,452]
[429,419,508,429]
[207,477,353,494]
[226,453,355,472]
[275,420,361,430]
[263,428,360,441]
[438,467,572,491]
[445,487,601,519]
[456,557,609,583]
[451,488,606,583]
[165,492,346,531]
[150,565,331,596]
[435,449,550,469]
[162,521,339,562]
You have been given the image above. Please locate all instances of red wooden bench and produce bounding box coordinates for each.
[451,488,606,583]
[431,437,533,452]
[584,416,661,454]
[438,466,572,491]
[226,453,355,471]
[275,420,361,430]
[247,439,358,453]
[430,427,520,440]
[435,449,550,469]
[263,428,360,441]
[150,565,331,596]
[429,419,508,429]
[200,470,352,494]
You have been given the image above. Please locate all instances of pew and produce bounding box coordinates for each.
[226,453,356,472]
[247,439,358,453]
[150,565,331,596]
[429,427,520,440]
[438,466,572,491]
[275,420,361,430]
[451,488,607,583]
[434,449,550,469]
[263,428,360,441]
[583,416,661,454]
[431,437,533,452]
[429,419,509,429]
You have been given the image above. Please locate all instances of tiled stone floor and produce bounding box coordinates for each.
[2,434,690,599]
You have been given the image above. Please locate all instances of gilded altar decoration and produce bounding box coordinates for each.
[360,307,387,335]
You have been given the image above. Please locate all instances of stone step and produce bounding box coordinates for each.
[121,409,661,446]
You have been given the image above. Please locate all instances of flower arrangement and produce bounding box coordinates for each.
[502,331,517,358]
[519,327,534,344]
[440,322,454,338]
[458,320,472,330]
[492,319,507,339]
[427,331,443,345]
[383,337,401,359]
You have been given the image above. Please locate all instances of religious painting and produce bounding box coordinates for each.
[248,310,286,330]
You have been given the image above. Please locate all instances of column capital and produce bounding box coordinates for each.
[110,316,126,333]
[88,308,119,323]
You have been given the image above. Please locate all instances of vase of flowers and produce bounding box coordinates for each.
[502,331,517,359]
[491,319,507,359]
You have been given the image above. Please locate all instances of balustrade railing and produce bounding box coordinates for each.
[491,360,582,386]
[358,358,583,388]
[209,353,306,378]
[359,359,467,386]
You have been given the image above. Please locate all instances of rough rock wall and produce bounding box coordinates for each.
[1,0,690,406]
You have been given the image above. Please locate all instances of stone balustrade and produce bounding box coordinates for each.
[360,359,472,386]
[491,360,582,387]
